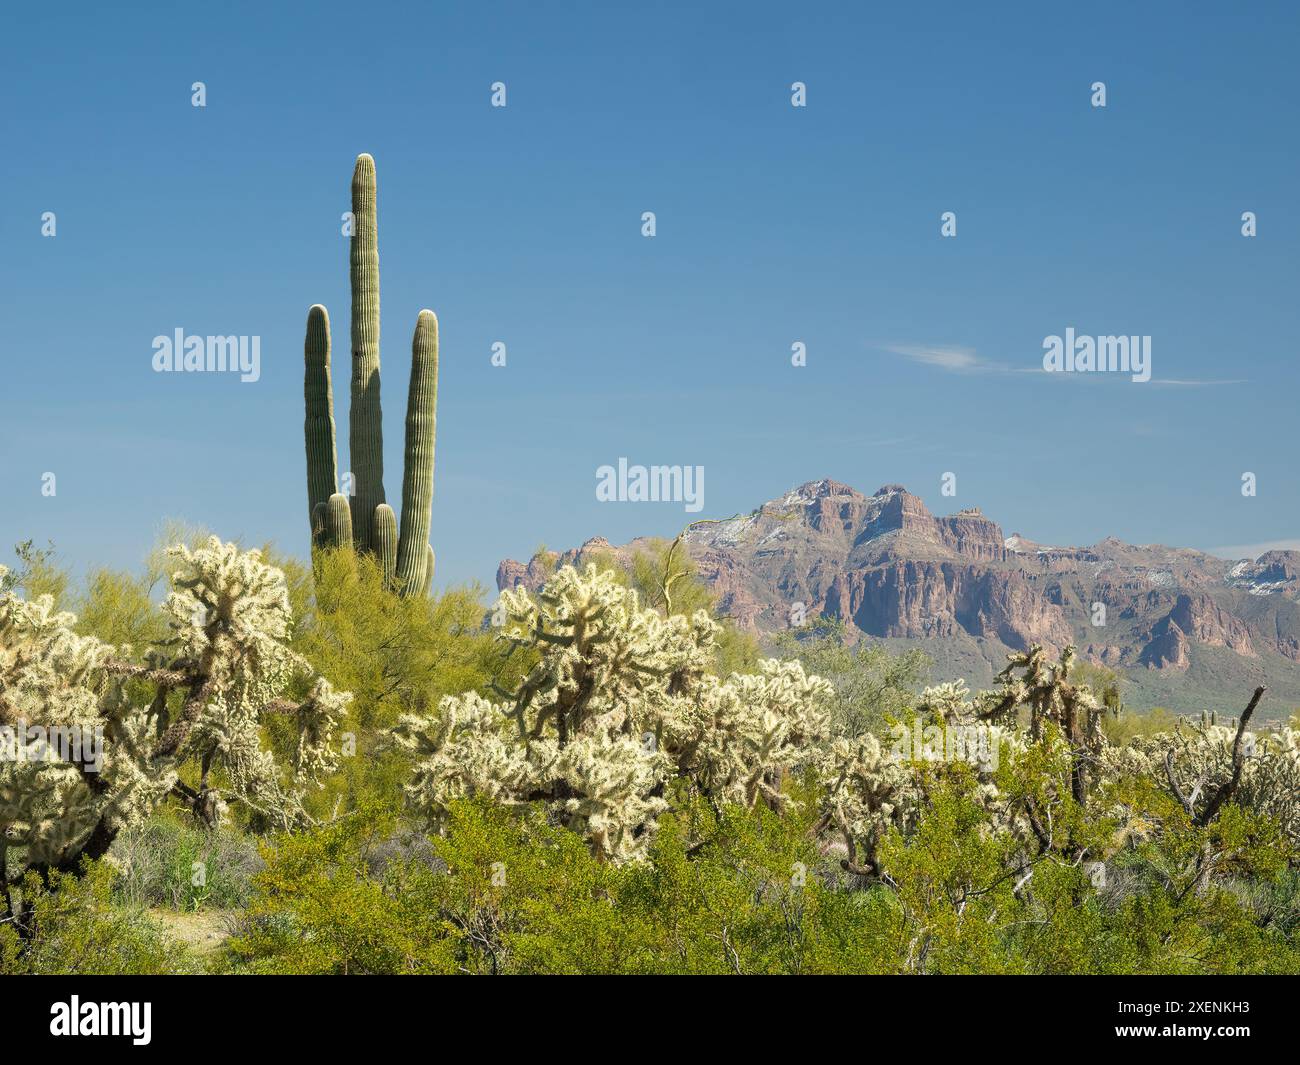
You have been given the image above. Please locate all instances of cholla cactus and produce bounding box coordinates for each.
[0,539,350,908]
[393,564,832,862]
[977,644,1107,804]
[819,679,1026,875]
[1104,713,1300,843]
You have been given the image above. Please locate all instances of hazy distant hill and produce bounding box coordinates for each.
[498,479,1300,719]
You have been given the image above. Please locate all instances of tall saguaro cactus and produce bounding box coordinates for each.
[303,153,439,597]
[348,154,385,551]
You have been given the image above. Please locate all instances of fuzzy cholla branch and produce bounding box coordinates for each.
[979,644,1106,805]
[393,564,832,862]
[819,679,1027,876]
[0,539,351,893]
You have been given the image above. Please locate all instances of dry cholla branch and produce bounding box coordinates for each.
[1107,694,1300,841]
[0,537,350,897]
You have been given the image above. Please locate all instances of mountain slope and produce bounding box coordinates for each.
[497,480,1300,718]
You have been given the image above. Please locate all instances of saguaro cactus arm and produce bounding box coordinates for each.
[325,493,354,550]
[348,153,384,549]
[304,304,339,543]
[396,310,438,594]
[373,503,398,586]
[421,544,435,596]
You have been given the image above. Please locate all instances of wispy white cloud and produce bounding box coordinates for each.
[1206,539,1300,559]
[881,343,1247,387]
[880,344,1010,374]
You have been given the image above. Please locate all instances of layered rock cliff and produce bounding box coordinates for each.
[497,479,1300,714]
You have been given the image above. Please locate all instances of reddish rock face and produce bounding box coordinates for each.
[1233,551,1300,587]
[1140,619,1191,671]
[821,561,1071,650]
[496,479,1300,698]
[1166,594,1256,658]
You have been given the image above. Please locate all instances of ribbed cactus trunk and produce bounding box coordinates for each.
[348,153,384,551]
[396,311,438,594]
[303,305,339,544]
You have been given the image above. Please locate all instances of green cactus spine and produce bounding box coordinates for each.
[304,304,339,544]
[348,153,385,551]
[396,311,438,594]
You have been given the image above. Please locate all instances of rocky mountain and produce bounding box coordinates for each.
[497,480,1300,718]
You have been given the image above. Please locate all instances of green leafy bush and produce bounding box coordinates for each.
[0,861,199,974]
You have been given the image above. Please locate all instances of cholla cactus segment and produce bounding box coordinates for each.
[685,659,832,809]
[0,586,116,729]
[164,537,293,654]
[0,538,352,892]
[975,644,1108,806]
[1105,720,1300,844]
[394,564,832,862]
[818,678,1029,874]
[0,585,134,868]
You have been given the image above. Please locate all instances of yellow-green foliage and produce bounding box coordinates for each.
[227,806,455,974]
[0,861,198,974]
[73,568,167,649]
[393,564,831,862]
[275,548,527,816]
[1070,658,1125,712]
[772,617,930,736]
[227,794,878,975]
[225,781,1300,975]
[1104,705,1180,744]
[2,540,70,605]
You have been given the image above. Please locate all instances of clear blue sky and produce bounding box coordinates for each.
[3,1,1297,592]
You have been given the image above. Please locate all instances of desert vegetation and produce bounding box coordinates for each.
[4,154,1297,976]
[3,534,1300,975]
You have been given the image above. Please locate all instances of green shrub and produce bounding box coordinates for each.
[270,549,526,818]
[771,618,930,736]
[225,806,455,974]
[0,861,199,975]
